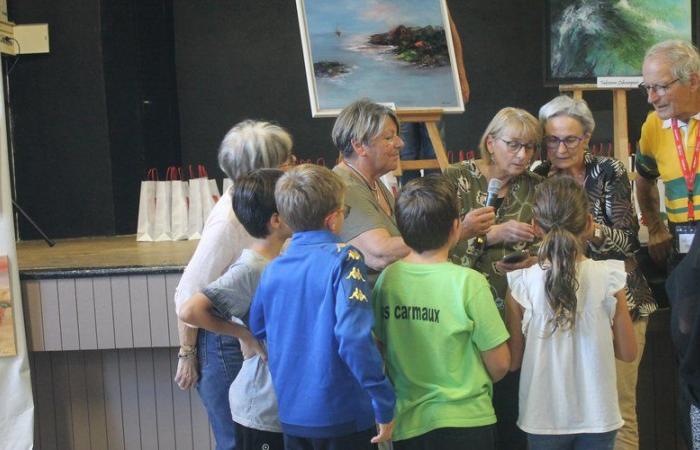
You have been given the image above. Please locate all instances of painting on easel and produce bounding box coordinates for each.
[296,0,464,117]
[544,0,694,84]
[0,256,17,357]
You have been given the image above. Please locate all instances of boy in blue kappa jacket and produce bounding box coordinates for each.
[249,164,396,450]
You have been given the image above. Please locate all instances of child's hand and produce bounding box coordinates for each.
[240,334,268,362]
[371,420,394,444]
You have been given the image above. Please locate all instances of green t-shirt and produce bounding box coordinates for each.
[372,260,509,441]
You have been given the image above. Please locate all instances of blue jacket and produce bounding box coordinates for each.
[249,230,395,438]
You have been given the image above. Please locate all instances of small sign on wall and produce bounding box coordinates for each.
[0,255,17,357]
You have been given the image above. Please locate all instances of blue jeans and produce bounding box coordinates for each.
[399,122,442,185]
[527,430,617,450]
[197,329,243,450]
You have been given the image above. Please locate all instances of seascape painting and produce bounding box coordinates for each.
[296,0,464,117]
[546,0,693,83]
[0,256,16,357]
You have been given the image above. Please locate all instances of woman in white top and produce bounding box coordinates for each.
[505,177,637,450]
[173,120,294,450]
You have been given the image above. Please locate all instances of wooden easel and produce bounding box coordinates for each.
[559,84,633,172]
[393,109,449,176]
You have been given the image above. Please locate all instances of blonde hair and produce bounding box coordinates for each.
[533,177,590,332]
[275,164,345,232]
[478,107,541,162]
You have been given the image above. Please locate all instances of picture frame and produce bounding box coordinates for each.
[295,0,465,117]
[543,0,696,85]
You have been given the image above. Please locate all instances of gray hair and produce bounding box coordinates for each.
[217,120,293,181]
[645,40,700,83]
[539,95,596,135]
[331,98,400,158]
[479,107,541,163]
[275,164,345,232]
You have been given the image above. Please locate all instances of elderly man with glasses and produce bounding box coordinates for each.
[636,40,700,269]
[636,39,700,450]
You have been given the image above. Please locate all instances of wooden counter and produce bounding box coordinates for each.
[17,234,197,277]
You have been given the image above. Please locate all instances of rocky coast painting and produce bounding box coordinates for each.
[546,0,692,83]
[296,0,464,117]
[0,256,16,357]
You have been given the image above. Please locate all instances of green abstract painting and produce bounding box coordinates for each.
[546,0,693,83]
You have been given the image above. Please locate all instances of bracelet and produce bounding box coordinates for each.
[178,344,196,359]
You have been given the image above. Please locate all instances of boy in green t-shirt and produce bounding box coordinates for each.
[372,175,511,449]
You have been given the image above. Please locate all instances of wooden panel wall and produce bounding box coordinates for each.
[21,273,181,352]
[30,348,215,450]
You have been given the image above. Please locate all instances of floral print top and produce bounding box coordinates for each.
[443,159,542,313]
[534,152,657,319]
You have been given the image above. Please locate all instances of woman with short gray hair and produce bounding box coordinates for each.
[174,120,293,450]
[534,95,656,450]
[332,99,410,272]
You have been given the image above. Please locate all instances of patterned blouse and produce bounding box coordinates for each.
[534,152,657,319]
[443,160,542,313]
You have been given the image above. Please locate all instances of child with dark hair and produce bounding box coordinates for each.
[248,164,395,450]
[505,176,637,449]
[372,175,510,450]
[179,168,289,450]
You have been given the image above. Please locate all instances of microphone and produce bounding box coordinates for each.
[473,178,503,251]
[485,178,503,208]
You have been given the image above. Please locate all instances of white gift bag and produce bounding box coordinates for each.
[136,168,158,241]
[153,175,172,241]
[169,167,189,241]
[187,166,206,240]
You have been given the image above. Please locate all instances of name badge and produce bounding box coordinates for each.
[674,224,696,254]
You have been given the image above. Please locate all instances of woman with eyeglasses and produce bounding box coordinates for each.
[533,95,657,450]
[443,107,543,450]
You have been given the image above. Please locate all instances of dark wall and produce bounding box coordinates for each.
[8,0,115,239]
[8,0,180,239]
[7,0,699,239]
[173,0,561,173]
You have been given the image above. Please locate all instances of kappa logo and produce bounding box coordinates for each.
[348,287,368,302]
[347,249,361,261]
[346,266,365,281]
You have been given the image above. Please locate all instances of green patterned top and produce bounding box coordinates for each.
[443,160,542,312]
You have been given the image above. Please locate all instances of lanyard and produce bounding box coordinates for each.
[671,119,700,220]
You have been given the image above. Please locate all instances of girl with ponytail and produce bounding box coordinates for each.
[505,177,637,449]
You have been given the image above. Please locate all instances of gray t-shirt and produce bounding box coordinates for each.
[333,164,400,243]
[202,249,281,432]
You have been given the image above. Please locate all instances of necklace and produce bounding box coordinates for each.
[344,160,378,192]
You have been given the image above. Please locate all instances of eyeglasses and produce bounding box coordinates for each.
[638,78,680,96]
[543,135,585,151]
[342,204,351,218]
[497,138,536,153]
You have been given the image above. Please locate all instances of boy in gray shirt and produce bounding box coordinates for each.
[179,168,290,450]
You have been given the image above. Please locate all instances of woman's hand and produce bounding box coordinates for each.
[487,220,535,245]
[460,206,495,240]
[495,255,538,274]
[174,355,198,390]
